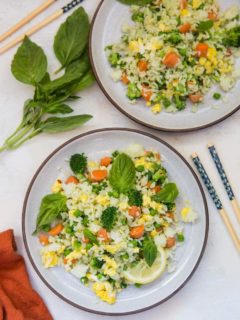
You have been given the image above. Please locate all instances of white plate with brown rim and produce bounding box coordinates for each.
[90,0,240,132]
[22,128,208,315]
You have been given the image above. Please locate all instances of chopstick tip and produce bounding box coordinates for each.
[207,142,214,148]
[191,152,198,159]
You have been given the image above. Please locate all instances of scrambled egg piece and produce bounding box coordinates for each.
[150,230,158,237]
[103,256,117,277]
[119,201,128,210]
[88,161,98,168]
[135,157,153,170]
[192,0,202,9]
[103,243,122,254]
[42,251,58,268]
[80,194,89,203]
[92,282,116,304]
[51,180,62,193]
[181,207,198,223]
[128,39,143,53]
[181,9,190,16]
[143,194,151,206]
[151,39,163,51]
[96,195,110,206]
[151,103,162,114]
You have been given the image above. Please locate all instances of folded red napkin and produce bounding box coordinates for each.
[0,229,53,320]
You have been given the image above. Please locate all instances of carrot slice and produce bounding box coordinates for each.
[138,60,148,72]
[208,11,218,21]
[121,72,130,85]
[38,234,49,246]
[163,52,180,68]
[196,43,209,57]
[130,225,144,239]
[48,223,63,236]
[90,169,108,182]
[166,237,176,248]
[155,152,161,160]
[100,157,112,167]
[153,185,161,193]
[128,206,141,218]
[83,237,90,244]
[97,228,110,242]
[179,22,191,33]
[180,0,187,10]
[189,93,203,103]
[65,176,79,184]
[166,212,175,220]
[141,85,152,101]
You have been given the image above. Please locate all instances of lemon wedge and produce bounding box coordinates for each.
[123,247,166,284]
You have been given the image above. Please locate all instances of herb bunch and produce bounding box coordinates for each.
[0,8,94,153]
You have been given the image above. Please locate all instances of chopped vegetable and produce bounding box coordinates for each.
[70,153,87,175]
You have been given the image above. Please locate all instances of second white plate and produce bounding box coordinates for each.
[90,0,240,132]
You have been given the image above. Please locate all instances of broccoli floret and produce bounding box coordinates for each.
[128,189,143,207]
[101,206,117,231]
[126,83,141,100]
[70,153,87,175]
[167,31,182,45]
[152,168,167,184]
[132,11,144,23]
[91,257,104,269]
[173,95,186,111]
[223,26,240,47]
[108,52,121,67]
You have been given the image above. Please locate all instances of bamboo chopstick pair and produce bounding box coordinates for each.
[192,145,240,252]
[0,0,85,55]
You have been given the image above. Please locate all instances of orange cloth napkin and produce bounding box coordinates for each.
[0,229,53,320]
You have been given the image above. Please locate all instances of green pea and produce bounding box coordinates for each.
[63,248,72,257]
[136,165,145,172]
[86,243,93,250]
[177,233,185,242]
[80,276,88,285]
[73,240,82,251]
[74,209,84,218]
[65,225,74,235]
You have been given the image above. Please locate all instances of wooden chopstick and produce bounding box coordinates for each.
[208,143,240,224]
[0,0,56,43]
[191,153,240,252]
[0,0,84,55]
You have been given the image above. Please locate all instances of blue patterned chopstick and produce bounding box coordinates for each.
[208,144,240,223]
[192,152,240,251]
[191,153,223,210]
[62,0,85,13]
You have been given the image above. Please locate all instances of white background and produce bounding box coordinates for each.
[0,1,240,319]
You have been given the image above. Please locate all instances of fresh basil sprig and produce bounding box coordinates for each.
[143,237,157,267]
[33,193,67,234]
[109,153,136,193]
[0,8,94,153]
[152,183,179,203]
[117,0,152,5]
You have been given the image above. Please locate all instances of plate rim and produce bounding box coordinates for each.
[22,128,209,316]
[89,0,240,133]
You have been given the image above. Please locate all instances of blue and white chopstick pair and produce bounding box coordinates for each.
[0,0,85,54]
[192,145,240,252]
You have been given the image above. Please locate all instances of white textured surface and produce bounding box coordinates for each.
[0,1,239,319]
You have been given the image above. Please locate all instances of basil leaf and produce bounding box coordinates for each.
[143,237,157,267]
[42,57,90,93]
[109,153,136,193]
[71,70,95,93]
[54,7,90,68]
[197,20,214,32]
[83,229,99,245]
[33,193,67,234]
[151,183,179,203]
[11,36,47,85]
[38,114,92,133]
[117,0,152,5]
[44,103,73,114]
